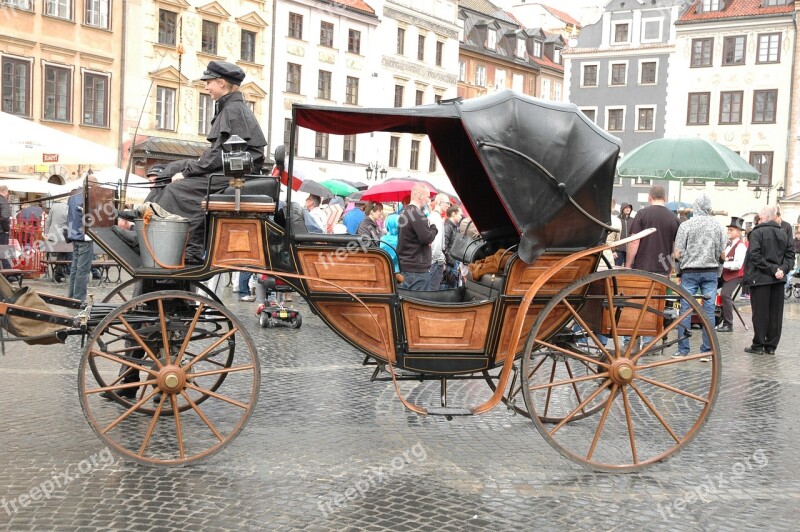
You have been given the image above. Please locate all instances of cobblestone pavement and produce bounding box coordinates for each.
[1,278,799,530]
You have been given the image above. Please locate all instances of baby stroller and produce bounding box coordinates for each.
[256,274,302,328]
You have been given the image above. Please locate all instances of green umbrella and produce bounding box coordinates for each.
[320,179,358,197]
[616,137,760,182]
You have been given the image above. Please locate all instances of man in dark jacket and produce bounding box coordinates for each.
[397,184,438,290]
[743,205,795,355]
[145,60,266,263]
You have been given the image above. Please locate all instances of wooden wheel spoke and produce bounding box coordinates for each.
[534,338,610,370]
[180,391,224,442]
[178,303,205,367]
[182,327,238,371]
[549,380,612,436]
[623,281,657,359]
[85,379,158,395]
[621,385,639,464]
[527,352,550,380]
[185,382,248,409]
[637,352,714,370]
[118,315,164,370]
[604,278,621,356]
[563,360,587,416]
[170,394,186,459]
[543,360,557,418]
[630,307,693,365]
[635,375,709,404]
[530,370,609,392]
[183,345,229,365]
[101,387,160,434]
[587,384,618,461]
[187,364,255,379]
[562,299,615,361]
[629,381,681,443]
[90,349,158,377]
[139,393,168,456]
[157,299,170,365]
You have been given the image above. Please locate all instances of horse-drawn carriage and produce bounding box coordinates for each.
[0,91,719,472]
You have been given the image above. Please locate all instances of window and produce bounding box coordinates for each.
[435,41,443,67]
[201,20,218,55]
[581,108,596,123]
[582,64,598,86]
[43,65,71,122]
[553,48,561,64]
[397,28,405,55]
[155,86,174,130]
[458,61,465,82]
[198,93,213,135]
[1,57,31,116]
[607,108,624,132]
[45,0,71,19]
[757,33,781,63]
[512,73,523,92]
[691,38,713,67]
[434,94,442,104]
[641,18,661,42]
[85,0,109,29]
[610,63,627,86]
[554,82,561,101]
[701,0,720,11]
[613,22,629,44]
[241,30,256,62]
[763,0,788,5]
[317,70,331,100]
[636,107,654,131]
[343,135,356,162]
[286,63,301,93]
[389,136,399,167]
[719,91,743,124]
[158,10,177,46]
[487,29,497,50]
[541,78,551,100]
[457,19,464,42]
[750,152,773,186]
[687,92,710,125]
[284,118,297,155]
[428,148,437,172]
[345,76,359,105]
[722,36,746,66]
[418,35,425,61]
[415,89,423,106]
[320,21,334,47]
[409,140,420,170]
[348,29,361,54]
[475,65,486,87]
[516,39,526,58]
[289,13,303,39]
[315,132,329,159]
[533,41,542,57]
[640,61,657,84]
[752,90,777,123]
[495,69,506,90]
[3,1,32,9]
[394,85,403,107]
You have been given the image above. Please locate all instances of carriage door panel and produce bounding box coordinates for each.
[210,218,267,268]
[402,302,493,353]
[505,254,597,296]
[296,249,394,294]
[313,301,395,363]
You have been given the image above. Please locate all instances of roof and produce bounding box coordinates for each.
[542,4,582,28]
[292,91,620,250]
[322,0,376,16]
[678,0,795,23]
[460,0,519,24]
[131,137,209,160]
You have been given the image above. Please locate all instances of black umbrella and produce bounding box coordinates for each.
[339,179,369,191]
[299,179,333,199]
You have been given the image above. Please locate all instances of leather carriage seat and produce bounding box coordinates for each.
[203,176,278,213]
[465,272,505,301]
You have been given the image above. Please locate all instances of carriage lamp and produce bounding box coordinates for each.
[365,162,388,181]
[222,134,253,179]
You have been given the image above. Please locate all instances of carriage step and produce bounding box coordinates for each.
[426,407,473,417]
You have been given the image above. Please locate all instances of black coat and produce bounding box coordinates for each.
[743,221,795,286]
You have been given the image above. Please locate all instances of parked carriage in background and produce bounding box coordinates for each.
[0,91,719,472]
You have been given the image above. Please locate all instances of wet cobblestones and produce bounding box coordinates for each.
[0,279,799,530]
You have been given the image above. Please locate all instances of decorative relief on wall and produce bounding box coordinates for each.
[382,56,457,84]
[383,6,458,39]
[287,44,306,58]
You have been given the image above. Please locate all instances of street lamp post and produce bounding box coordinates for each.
[752,183,785,204]
[365,161,388,181]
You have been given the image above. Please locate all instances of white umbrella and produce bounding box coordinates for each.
[88,168,152,200]
[0,111,117,166]
[0,178,65,195]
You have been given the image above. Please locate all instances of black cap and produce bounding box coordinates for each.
[146,164,166,177]
[199,61,245,85]
[727,216,744,230]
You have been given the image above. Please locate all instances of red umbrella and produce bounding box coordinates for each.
[270,165,303,191]
[360,179,436,203]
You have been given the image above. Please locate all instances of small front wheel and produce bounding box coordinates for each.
[290,314,302,329]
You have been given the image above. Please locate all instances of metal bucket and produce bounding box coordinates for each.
[135,218,189,268]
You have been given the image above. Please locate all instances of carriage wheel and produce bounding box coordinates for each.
[520,270,719,472]
[79,291,260,466]
[102,278,222,304]
[93,280,231,413]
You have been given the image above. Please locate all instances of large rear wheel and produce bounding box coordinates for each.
[79,291,260,466]
[520,270,719,472]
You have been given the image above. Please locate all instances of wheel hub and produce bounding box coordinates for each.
[157,365,186,393]
[610,359,635,384]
